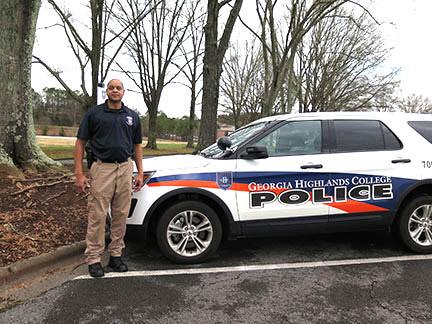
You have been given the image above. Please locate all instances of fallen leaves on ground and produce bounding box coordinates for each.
[0,166,88,267]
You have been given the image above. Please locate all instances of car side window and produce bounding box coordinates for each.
[408,121,432,144]
[333,120,402,152]
[255,121,322,156]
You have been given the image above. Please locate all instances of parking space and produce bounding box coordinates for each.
[120,228,423,270]
[2,231,432,324]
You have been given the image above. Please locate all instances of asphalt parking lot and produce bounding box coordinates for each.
[1,230,432,324]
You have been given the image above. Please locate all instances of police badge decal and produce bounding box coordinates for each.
[217,172,233,190]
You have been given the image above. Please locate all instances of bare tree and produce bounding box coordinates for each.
[176,1,206,148]
[220,41,263,129]
[116,0,194,149]
[242,0,356,116]
[198,0,243,150]
[0,0,61,174]
[363,86,399,112]
[33,0,151,109]
[297,10,398,112]
[397,94,432,113]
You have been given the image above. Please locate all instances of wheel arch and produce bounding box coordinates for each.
[142,188,241,240]
[392,179,432,224]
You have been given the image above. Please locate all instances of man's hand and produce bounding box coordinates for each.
[75,174,90,194]
[133,174,144,192]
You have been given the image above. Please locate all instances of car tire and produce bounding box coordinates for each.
[396,195,432,253]
[156,200,222,264]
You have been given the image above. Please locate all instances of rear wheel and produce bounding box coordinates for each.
[156,201,222,264]
[396,195,432,253]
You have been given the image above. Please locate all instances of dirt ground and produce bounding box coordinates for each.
[0,164,88,267]
[1,137,189,268]
[36,136,77,146]
[35,136,188,147]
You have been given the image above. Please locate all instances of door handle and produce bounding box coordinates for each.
[391,159,411,164]
[301,164,323,169]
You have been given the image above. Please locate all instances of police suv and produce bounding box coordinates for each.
[128,112,432,264]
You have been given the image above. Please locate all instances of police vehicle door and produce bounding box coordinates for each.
[235,120,332,234]
[326,119,419,229]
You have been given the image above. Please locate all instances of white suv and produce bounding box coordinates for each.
[128,112,432,263]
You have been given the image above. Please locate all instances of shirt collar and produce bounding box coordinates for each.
[103,100,126,113]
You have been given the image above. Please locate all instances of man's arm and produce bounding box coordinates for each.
[74,138,90,193]
[133,143,144,192]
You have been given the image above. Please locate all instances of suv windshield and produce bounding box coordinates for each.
[199,122,269,158]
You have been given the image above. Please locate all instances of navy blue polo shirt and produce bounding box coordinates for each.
[77,101,142,162]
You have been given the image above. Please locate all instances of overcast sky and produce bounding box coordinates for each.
[31,0,432,118]
[370,0,432,98]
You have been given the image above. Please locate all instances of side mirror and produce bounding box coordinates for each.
[240,145,268,160]
[217,136,232,151]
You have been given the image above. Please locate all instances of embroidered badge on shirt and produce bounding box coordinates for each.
[126,116,133,126]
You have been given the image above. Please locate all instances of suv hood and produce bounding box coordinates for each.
[137,154,210,172]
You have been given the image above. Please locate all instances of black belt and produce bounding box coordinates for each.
[97,158,129,164]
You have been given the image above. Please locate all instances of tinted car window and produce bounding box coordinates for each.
[256,120,322,156]
[382,122,403,150]
[333,120,401,152]
[408,121,432,144]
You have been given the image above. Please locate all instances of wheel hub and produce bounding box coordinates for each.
[408,204,432,247]
[166,209,215,258]
[183,225,197,240]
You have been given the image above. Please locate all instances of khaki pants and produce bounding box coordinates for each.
[85,159,133,265]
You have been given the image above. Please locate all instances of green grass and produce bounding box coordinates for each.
[41,143,195,160]
[41,146,75,160]
[0,301,22,313]
[41,146,75,151]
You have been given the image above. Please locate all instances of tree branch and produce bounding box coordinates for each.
[32,55,86,105]
[48,0,91,56]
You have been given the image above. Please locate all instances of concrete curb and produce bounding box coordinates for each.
[0,240,86,290]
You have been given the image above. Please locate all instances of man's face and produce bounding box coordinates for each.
[106,80,125,103]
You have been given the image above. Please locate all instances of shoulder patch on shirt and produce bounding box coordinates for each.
[126,116,133,126]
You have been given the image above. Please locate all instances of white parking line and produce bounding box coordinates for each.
[74,254,432,280]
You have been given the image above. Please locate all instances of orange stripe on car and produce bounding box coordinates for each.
[327,200,388,213]
[148,180,219,189]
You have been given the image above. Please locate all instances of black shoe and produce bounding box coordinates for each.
[88,262,104,277]
[108,256,128,272]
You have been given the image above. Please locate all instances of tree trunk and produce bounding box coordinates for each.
[186,82,197,148]
[146,105,158,149]
[0,0,62,174]
[198,0,219,150]
[198,0,243,150]
[91,0,103,107]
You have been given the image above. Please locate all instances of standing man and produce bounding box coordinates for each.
[74,79,144,278]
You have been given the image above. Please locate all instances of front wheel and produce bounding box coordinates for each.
[396,195,432,253]
[156,201,222,264]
